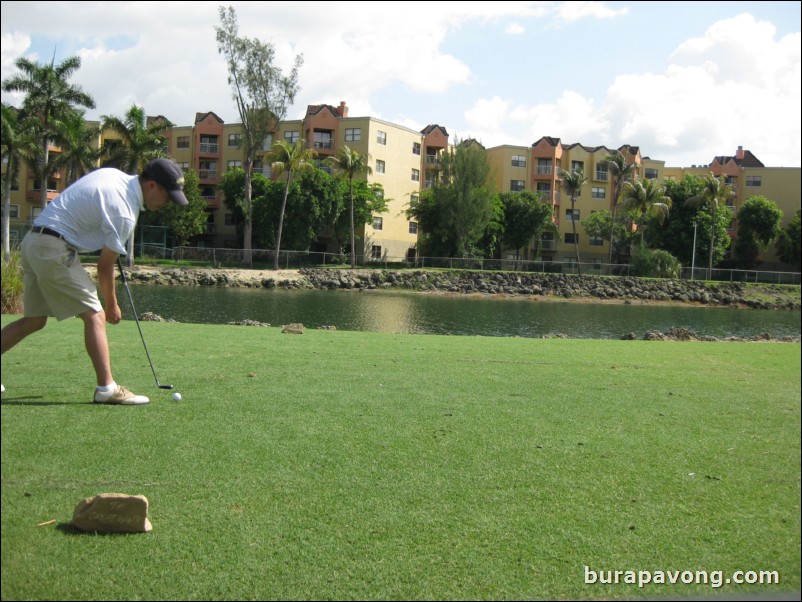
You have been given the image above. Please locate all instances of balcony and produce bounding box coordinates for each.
[594,171,608,181]
[536,166,553,176]
[199,169,218,181]
[199,143,219,154]
[314,140,333,150]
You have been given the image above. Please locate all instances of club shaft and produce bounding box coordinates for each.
[117,257,171,388]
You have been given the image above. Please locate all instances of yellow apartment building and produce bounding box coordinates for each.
[3,101,800,270]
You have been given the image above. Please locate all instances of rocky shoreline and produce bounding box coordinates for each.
[118,266,800,311]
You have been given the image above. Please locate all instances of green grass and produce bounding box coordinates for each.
[1,316,799,600]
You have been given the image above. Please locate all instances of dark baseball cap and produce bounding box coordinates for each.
[142,158,188,206]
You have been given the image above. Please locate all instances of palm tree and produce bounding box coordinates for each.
[100,105,171,173]
[685,173,735,279]
[327,146,372,268]
[2,54,95,211]
[558,167,588,274]
[1,104,38,262]
[605,150,637,263]
[266,138,316,270]
[51,109,101,186]
[620,178,672,247]
[101,105,172,265]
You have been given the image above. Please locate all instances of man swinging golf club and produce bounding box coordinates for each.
[0,158,188,404]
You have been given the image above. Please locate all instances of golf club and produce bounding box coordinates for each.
[117,257,174,390]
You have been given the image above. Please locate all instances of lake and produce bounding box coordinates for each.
[119,284,801,340]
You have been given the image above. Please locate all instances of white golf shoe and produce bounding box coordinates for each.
[93,386,150,405]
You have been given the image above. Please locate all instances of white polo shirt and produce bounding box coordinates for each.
[33,168,144,255]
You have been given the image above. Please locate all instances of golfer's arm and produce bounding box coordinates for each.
[96,247,119,309]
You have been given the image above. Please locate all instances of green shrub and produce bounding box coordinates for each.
[1,251,24,314]
[630,247,681,278]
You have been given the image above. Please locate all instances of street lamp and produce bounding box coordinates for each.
[691,220,696,280]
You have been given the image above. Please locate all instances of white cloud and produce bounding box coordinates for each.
[461,13,801,166]
[557,1,629,22]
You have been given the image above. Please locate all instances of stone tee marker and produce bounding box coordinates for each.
[72,493,152,533]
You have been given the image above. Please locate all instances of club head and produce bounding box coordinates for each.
[159,384,174,390]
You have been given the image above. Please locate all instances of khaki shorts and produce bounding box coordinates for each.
[21,232,102,320]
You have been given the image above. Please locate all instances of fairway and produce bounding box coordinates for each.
[1,316,800,600]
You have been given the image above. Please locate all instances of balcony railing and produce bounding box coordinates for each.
[314,140,333,150]
[199,170,218,180]
[536,166,553,176]
[199,143,219,154]
[595,171,608,181]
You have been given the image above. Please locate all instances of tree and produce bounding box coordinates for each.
[685,173,735,277]
[266,139,316,269]
[621,178,672,247]
[775,210,801,270]
[2,54,95,211]
[218,167,271,248]
[327,145,372,267]
[557,167,588,273]
[580,209,634,260]
[407,140,495,259]
[733,195,783,269]
[1,103,38,262]
[100,105,171,174]
[51,109,100,186]
[216,5,303,267]
[498,191,555,262]
[100,104,172,265]
[604,150,637,263]
[139,169,208,247]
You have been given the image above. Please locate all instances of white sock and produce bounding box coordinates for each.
[97,382,118,393]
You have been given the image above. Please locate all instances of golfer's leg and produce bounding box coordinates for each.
[81,309,114,387]
[1,316,48,355]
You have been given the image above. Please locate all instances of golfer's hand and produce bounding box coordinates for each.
[106,303,122,324]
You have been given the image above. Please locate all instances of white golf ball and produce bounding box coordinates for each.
[172,392,182,401]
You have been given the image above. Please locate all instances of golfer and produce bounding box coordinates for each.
[1,158,188,404]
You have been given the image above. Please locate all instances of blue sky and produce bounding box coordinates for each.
[2,1,800,167]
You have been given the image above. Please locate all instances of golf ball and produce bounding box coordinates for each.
[172,392,182,401]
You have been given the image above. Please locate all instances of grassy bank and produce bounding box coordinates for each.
[1,316,799,600]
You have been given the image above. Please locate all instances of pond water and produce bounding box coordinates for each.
[119,284,801,340]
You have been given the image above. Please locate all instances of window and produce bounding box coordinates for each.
[571,160,584,173]
[199,161,218,180]
[261,133,274,151]
[227,160,242,170]
[177,162,189,172]
[409,221,418,235]
[536,182,551,194]
[510,180,525,192]
[228,133,241,147]
[589,235,604,246]
[177,136,190,149]
[746,176,762,187]
[376,159,385,174]
[376,130,387,145]
[410,194,419,203]
[199,135,219,154]
[345,128,361,142]
[225,213,235,226]
[313,130,333,150]
[200,185,216,199]
[644,168,659,180]
[592,187,606,199]
[565,209,580,221]
[511,155,526,167]
[371,246,382,259]
[373,216,383,230]
[411,169,420,182]
[595,165,608,180]
[564,233,579,244]
[412,142,421,155]
[284,131,300,144]
[536,158,552,175]
[9,204,19,219]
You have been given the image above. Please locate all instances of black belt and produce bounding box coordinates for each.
[32,226,67,241]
